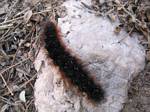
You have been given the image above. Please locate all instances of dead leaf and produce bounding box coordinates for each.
[24,10,33,23]
[108,14,116,22]
[31,14,43,23]
[114,26,121,34]
[19,90,26,102]
[24,42,31,47]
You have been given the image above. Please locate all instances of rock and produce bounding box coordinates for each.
[34,0,145,112]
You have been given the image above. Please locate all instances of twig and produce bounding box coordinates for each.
[0,58,30,96]
[148,32,150,48]
[25,98,34,112]
[0,22,21,41]
[14,7,30,18]
[0,96,19,106]
[0,74,14,96]
[81,2,93,10]
[22,70,34,89]
[118,27,134,43]
[0,9,52,26]
[0,16,23,26]
[2,73,37,96]
[0,58,30,74]
[20,73,37,89]
[11,27,33,64]
[0,24,13,30]
[0,28,11,40]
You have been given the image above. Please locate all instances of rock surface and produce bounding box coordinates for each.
[34,0,145,112]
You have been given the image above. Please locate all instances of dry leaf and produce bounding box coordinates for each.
[19,90,26,102]
[31,14,43,23]
[114,26,121,34]
[24,42,31,47]
[24,10,33,23]
[108,14,116,22]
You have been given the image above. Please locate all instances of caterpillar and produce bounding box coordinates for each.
[42,21,105,103]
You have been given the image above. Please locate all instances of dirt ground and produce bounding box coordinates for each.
[122,64,150,112]
[0,0,149,112]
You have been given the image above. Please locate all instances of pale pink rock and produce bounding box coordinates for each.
[34,0,145,112]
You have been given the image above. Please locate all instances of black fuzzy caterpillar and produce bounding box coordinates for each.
[42,21,105,103]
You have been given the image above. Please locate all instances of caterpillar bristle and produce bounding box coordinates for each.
[42,21,105,103]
